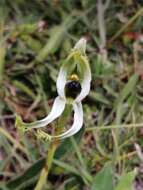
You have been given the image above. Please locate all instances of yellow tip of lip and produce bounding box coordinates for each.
[69,74,79,81]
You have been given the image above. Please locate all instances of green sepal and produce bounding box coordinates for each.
[15,115,28,134]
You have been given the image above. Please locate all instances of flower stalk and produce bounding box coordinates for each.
[35,105,71,190]
[15,38,91,189]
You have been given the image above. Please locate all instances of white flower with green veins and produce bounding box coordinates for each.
[16,38,91,141]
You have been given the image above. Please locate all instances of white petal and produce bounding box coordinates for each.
[56,59,76,99]
[53,102,83,139]
[73,38,86,55]
[20,96,66,130]
[75,56,91,102]
[56,65,67,99]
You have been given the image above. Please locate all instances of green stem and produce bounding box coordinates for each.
[86,123,143,131]
[34,105,71,190]
[34,141,58,190]
[0,45,6,84]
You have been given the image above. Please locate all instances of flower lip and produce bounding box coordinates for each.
[65,80,82,99]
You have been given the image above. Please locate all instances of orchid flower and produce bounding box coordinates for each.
[16,38,91,141]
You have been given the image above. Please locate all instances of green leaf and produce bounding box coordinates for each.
[114,73,139,124]
[91,163,113,190]
[36,15,75,62]
[115,73,139,105]
[6,130,84,189]
[13,80,36,100]
[114,170,137,190]
[6,159,45,189]
[21,35,42,53]
[90,91,110,105]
